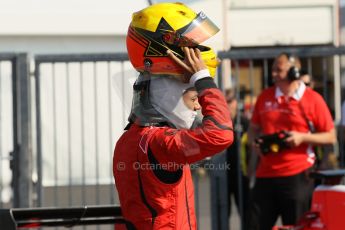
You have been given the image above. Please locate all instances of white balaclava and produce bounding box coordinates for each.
[150,77,197,129]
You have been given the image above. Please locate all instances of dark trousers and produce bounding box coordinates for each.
[248,169,314,230]
[228,171,249,230]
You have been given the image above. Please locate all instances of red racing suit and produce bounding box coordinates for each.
[113,78,233,229]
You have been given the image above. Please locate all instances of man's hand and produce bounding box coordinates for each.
[285,131,305,147]
[167,47,207,82]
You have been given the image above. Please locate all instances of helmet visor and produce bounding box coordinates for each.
[181,11,220,44]
[163,11,219,47]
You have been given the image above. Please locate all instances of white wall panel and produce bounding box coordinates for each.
[229,6,334,46]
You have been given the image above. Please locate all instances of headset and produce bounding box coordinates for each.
[282,52,301,81]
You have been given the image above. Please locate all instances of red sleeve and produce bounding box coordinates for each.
[149,78,234,165]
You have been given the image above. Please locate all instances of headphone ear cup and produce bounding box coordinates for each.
[287,66,300,81]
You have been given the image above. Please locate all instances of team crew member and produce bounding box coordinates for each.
[247,53,336,230]
[113,3,233,229]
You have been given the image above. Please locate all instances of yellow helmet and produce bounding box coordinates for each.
[126,2,220,77]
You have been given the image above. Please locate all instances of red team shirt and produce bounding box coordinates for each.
[251,83,334,177]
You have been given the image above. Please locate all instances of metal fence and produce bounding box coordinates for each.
[0,54,15,209]
[1,46,345,230]
[33,54,133,230]
[0,54,31,210]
